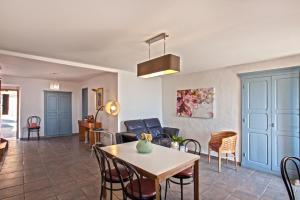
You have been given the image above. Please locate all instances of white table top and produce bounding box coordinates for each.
[101,141,200,177]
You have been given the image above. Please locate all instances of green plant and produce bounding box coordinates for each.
[171,135,184,143]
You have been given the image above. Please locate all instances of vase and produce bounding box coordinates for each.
[136,140,153,154]
[171,142,179,149]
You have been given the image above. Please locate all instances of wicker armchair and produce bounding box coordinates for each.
[208,131,237,172]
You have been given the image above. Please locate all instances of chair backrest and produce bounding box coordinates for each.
[27,116,41,126]
[281,156,300,200]
[179,139,201,155]
[93,145,114,183]
[112,156,143,199]
[210,131,237,153]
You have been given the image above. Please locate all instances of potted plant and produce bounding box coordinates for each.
[136,133,153,153]
[171,135,184,149]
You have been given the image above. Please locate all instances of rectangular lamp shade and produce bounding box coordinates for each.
[137,54,180,78]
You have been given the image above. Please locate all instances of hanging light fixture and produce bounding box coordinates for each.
[49,82,60,90]
[137,33,180,78]
[49,73,60,90]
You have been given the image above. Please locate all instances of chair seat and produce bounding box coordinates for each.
[28,126,40,129]
[27,123,40,129]
[105,168,131,183]
[126,178,156,199]
[173,167,193,178]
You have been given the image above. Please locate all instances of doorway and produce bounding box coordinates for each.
[82,88,88,119]
[1,89,19,139]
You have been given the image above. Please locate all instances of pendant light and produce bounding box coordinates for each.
[49,73,60,90]
[137,33,180,78]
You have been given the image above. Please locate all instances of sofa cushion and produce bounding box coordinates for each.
[143,118,161,128]
[144,118,163,137]
[124,120,148,136]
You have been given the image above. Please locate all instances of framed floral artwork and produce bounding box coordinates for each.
[92,88,104,110]
[177,88,215,118]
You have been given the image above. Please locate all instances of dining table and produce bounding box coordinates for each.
[101,141,200,200]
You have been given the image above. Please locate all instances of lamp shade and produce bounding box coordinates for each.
[105,100,120,116]
[137,54,180,78]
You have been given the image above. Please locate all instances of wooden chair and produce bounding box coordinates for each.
[112,156,159,200]
[93,145,131,200]
[281,156,300,200]
[165,139,201,200]
[27,116,41,140]
[208,131,237,172]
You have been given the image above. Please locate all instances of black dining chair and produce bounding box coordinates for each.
[281,156,300,200]
[27,116,41,140]
[112,156,160,200]
[165,139,201,200]
[93,145,131,200]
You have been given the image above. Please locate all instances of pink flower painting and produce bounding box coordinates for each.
[177,88,215,118]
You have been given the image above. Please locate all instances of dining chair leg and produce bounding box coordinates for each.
[208,147,211,164]
[164,180,168,200]
[234,152,238,171]
[37,129,40,140]
[99,185,103,200]
[110,182,113,200]
[226,153,228,165]
[180,178,183,200]
[218,152,221,173]
[28,129,30,140]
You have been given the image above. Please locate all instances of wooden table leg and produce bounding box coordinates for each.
[89,128,95,145]
[194,159,200,200]
[155,178,160,200]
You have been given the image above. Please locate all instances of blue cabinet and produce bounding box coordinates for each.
[241,68,299,174]
[44,91,72,136]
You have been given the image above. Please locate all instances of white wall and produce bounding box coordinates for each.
[79,72,118,133]
[162,54,300,161]
[118,71,162,131]
[2,75,81,138]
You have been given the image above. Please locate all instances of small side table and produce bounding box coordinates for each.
[93,129,114,146]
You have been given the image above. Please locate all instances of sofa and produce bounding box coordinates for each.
[115,118,179,147]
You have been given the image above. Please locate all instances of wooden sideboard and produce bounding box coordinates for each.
[78,120,102,145]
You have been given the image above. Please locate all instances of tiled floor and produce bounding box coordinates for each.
[0,135,295,200]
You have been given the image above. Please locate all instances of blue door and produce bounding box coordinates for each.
[271,73,299,172]
[45,91,72,136]
[242,77,272,172]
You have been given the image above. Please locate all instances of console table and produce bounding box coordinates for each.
[78,120,102,145]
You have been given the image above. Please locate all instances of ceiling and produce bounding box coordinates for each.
[0,0,300,74]
[0,54,105,82]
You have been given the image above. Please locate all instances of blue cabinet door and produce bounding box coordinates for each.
[242,77,272,171]
[45,91,72,136]
[271,73,299,172]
